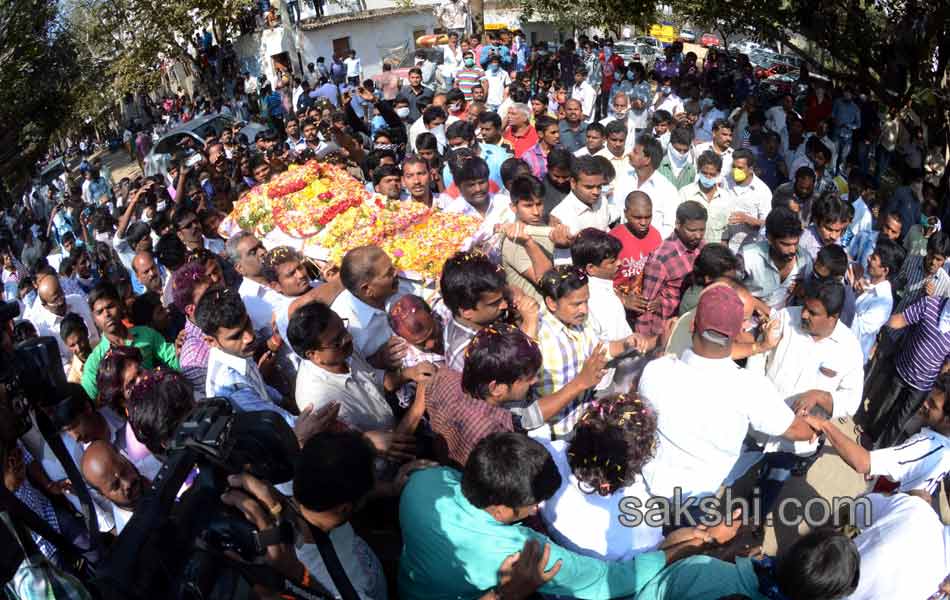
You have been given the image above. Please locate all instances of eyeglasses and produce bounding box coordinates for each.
[315,318,350,350]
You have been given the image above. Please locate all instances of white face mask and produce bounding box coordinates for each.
[449,103,462,113]
[669,146,690,166]
[396,107,410,119]
[94,232,111,243]
[613,107,629,118]
[430,124,446,140]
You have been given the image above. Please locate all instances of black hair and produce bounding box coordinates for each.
[692,244,739,285]
[131,291,164,328]
[171,205,197,229]
[295,431,375,511]
[766,207,804,239]
[774,528,860,600]
[538,265,589,301]
[13,321,37,345]
[803,279,845,317]
[365,149,398,174]
[59,312,89,343]
[571,228,622,268]
[795,166,817,182]
[669,126,693,146]
[421,105,447,127]
[872,238,905,279]
[604,119,628,138]
[415,132,439,153]
[546,147,574,173]
[636,134,664,169]
[676,200,708,224]
[372,164,402,187]
[733,147,755,167]
[126,222,152,248]
[462,432,561,509]
[586,122,605,136]
[127,370,196,455]
[509,175,545,204]
[571,154,603,180]
[87,281,121,311]
[439,251,507,316]
[500,158,531,189]
[48,383,92,431]
[461,323,543,400]
[155,233,188,271]
[454,155,490,185]
[696,149,723,172]
[476,111,502,129]
[534,115,558,135]
[652,109,672,125]
[927,230,950,257]
[712,118,732,132]
[286,300,337,358]
[812,194,850,225]
[816,244,849,278]
[194,288,247,336]
[446,120,476,143]
[813,140,832,162]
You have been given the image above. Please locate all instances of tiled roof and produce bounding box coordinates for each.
[299,5,430,30]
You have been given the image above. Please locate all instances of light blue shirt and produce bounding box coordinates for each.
[205,346,294,427]
[398,467,667,600]
[832,98,861,135]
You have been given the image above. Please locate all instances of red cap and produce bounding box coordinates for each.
[694,284,743,342]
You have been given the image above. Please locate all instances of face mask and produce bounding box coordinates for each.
[732,167,748,183]
[661,86,672,96]
[449,144,468,152]
[464,58,475,67]
[488,64,499,73]
[94,232,111,244]
[156,201,167,212]
[449,103,462,113]
[431,124,446,143]
[613,107,628,118]
[625,71,635,81]
[669,146,690,166]
[396,107,411,119]
[698,173,718,189]
[375,143,397,152]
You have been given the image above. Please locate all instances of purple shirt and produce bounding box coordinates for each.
[179,319,210,396]
[896,296,950,391]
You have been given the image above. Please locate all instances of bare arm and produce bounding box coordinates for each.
[116,188,143,239]
[781,415,818,442]
[533,345,607,422]
[807,416,870,474]
[287,279,344,317]
[886,312,908,330]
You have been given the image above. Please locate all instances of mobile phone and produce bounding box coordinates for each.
[186,153,203,168]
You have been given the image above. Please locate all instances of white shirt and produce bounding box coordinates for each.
[295,522,387,600]
[599,113,640,151]
[845,196,873,245]
[845,492,950,600]
[344,57,361,78]
[869,428,950,494]
[443,194,514,263]
[721,174,772,252]
[408,118,445,154]
[694,108,726,143]
[205,346,295,427]
[612,168,679,239]
[538,438,663,561]
[238,277,284,338]
[637,349,795,499]
[28,293,100,371]
[653,93,684,117]
[586,276,632,343]
[295,353,395,432]
[693,141,734,176]
[549,192,611,265]
[759,306,864,453]
[851,279,893,362]
[483,69,511,107]
[440,44,463,77]
[571,81,597,121]
[330,289,395,360]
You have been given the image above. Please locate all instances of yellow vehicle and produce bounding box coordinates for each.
[649,23,677,45]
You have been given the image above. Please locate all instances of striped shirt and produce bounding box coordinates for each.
[531,309,601,438]
[454,67,486,102]
[895,296,950,391]
[894,255,950,316]
[869,428,950,494]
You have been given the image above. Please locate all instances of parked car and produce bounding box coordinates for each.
[143,114,267,178]
[678,29,697,43]
[615,42,659,71]
[700,33,721,47]
[753,57,796,80]
[776,53,803,69]
[632,36,664,53]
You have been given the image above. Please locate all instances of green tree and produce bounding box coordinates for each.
[0,0,82,180]
[515,0,657,39]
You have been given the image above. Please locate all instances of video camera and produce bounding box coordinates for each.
[89,398,328,600]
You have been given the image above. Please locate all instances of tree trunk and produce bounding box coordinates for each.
[469,0,483,39]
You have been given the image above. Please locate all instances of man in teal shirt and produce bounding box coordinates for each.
[399,432,721,599]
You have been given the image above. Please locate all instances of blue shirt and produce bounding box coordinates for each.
[832,98,861,136]
[205,346,295,427]
[479,44,511,69]
[398,467,667,599]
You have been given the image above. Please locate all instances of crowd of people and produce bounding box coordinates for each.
[5,28,950,600]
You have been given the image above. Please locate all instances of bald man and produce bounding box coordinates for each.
[29,274,99,370]
[330,246,406,366]
[81,441,148,535]
[132,251,164,296]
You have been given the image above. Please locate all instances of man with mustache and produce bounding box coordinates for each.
[82,441,148,535]
[740,207,813,311]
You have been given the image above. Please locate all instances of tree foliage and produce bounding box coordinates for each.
[515,0,656,39]
[0,0,82,179]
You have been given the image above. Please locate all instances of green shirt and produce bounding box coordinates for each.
[398,467,667,600]
[81,326,180,401]
[657,156,697,191]
[635,555,767,600]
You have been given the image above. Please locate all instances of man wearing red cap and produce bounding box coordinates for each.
[637,283,815,511]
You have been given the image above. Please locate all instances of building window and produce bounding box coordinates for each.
[332,36,351,57]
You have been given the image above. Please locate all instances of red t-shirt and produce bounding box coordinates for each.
[609,223,662,283]
[504,126,539,159]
